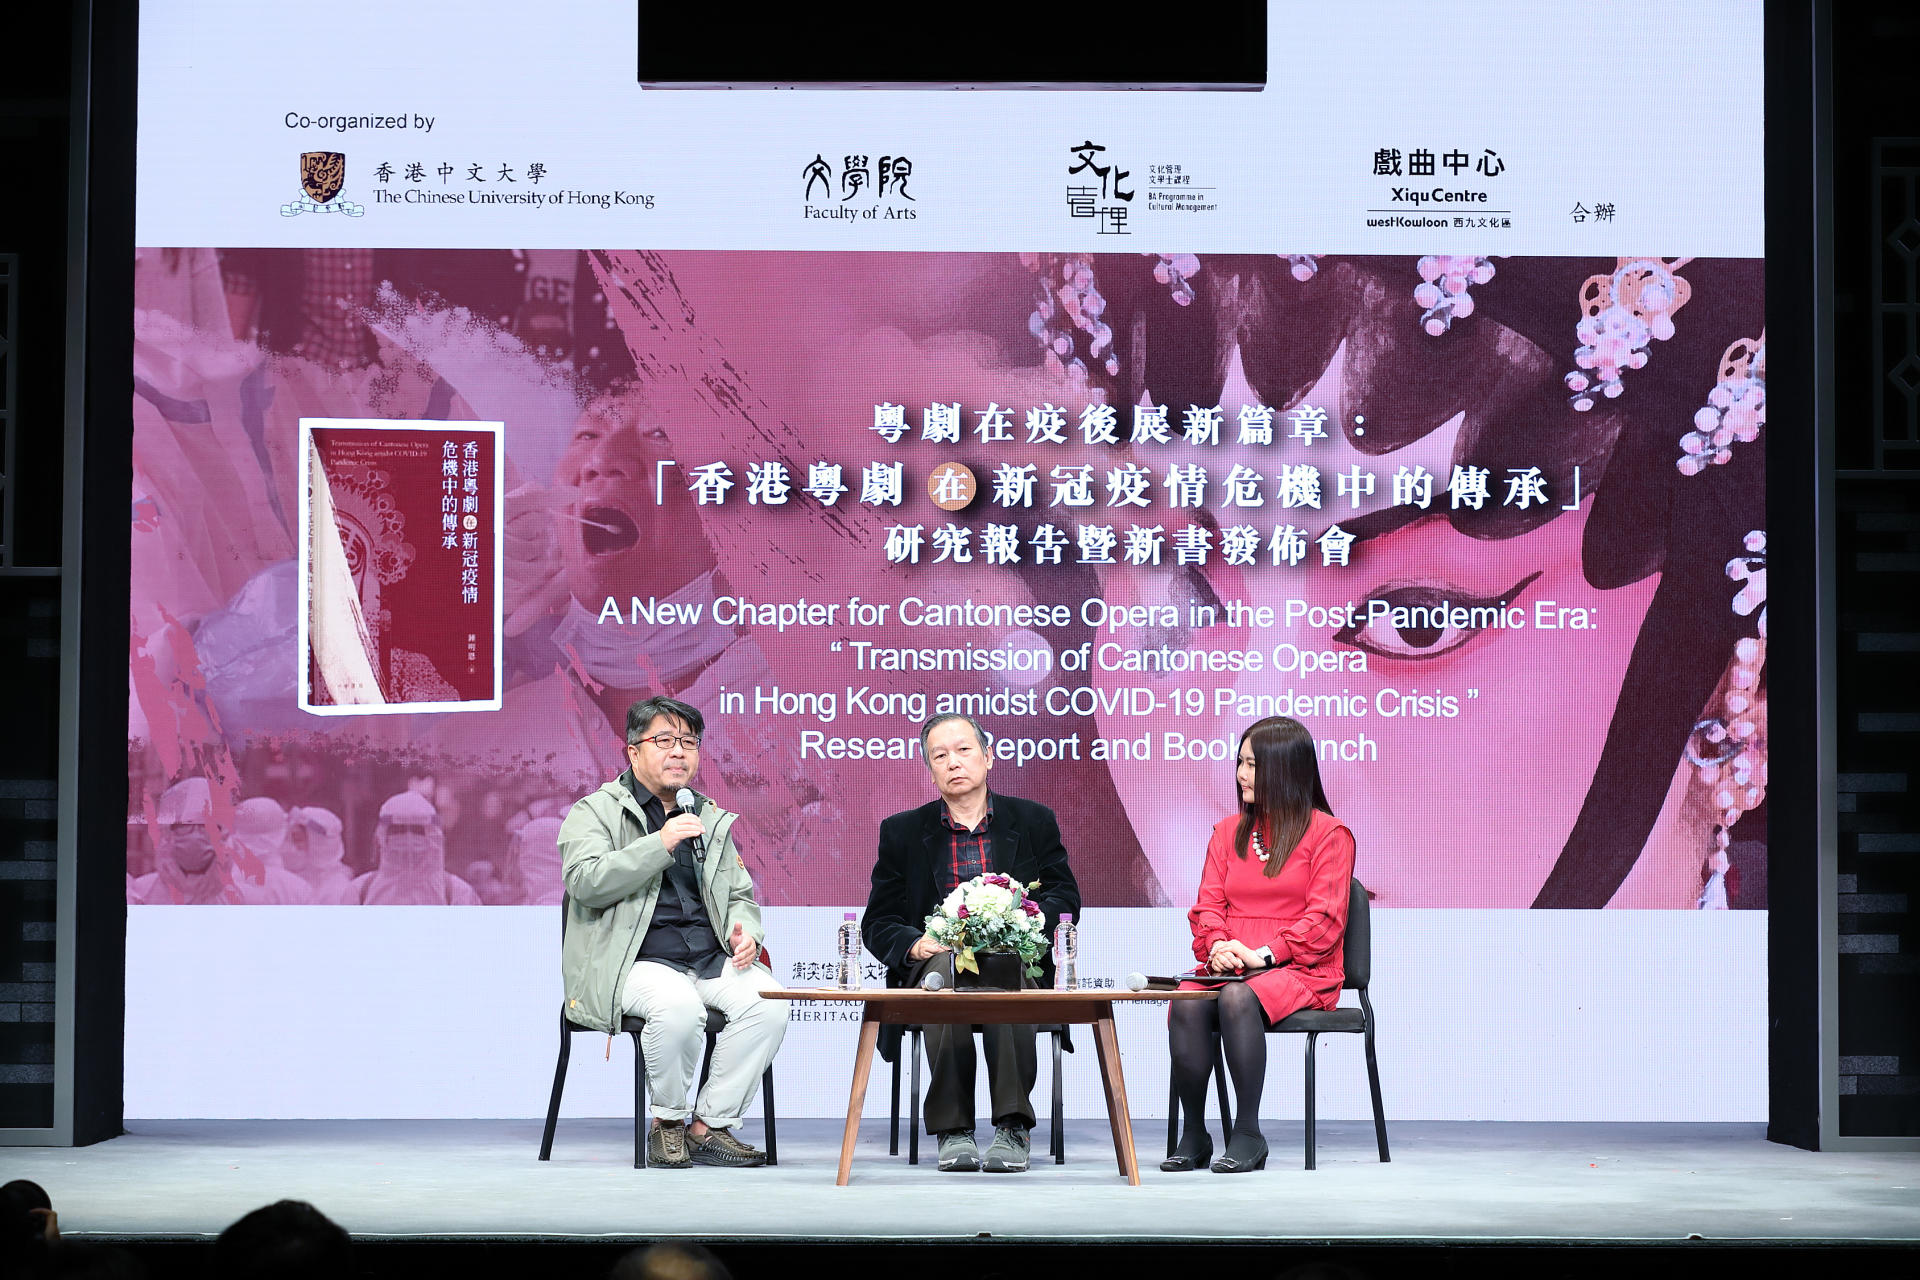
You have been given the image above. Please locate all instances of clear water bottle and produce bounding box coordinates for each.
[1052,913,1077,991]
[836,911,861,989]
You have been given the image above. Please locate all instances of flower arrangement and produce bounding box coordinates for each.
[925,873,1048,979]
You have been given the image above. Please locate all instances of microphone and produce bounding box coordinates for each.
[673,787,706,862]
[1126,972,1179,992]
[921,969,947,991]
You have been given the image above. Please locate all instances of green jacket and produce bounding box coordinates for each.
[557,774,765,1034]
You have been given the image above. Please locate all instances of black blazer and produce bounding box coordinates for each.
[862,792,1082,1059]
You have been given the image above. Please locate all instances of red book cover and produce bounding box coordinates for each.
[298,418,503,713]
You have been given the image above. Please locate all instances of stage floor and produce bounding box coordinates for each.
[10,1120,1918,1244]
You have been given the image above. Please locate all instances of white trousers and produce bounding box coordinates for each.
[619,959,788,1128]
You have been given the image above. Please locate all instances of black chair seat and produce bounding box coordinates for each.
[611,1009,730,1037]
[563,1010,737,1038]
[1274,1006,1366,1033]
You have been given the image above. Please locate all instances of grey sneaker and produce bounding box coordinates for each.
[982,1124,1031,1173]
[647,1120,693,1169]
[690,1125,767,1167]
[936,1129,981,1172]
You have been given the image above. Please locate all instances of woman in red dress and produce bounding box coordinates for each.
[1161,716,1356,1173]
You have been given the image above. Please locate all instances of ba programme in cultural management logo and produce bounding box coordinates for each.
[281,151,366,217]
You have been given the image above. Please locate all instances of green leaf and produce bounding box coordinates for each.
[956,947,978,976]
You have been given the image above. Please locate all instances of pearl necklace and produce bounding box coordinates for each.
[1251,830,1270,862]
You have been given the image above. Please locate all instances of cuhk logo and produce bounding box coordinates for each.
[282,151,365,217]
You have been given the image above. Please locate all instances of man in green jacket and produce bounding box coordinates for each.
[558,694,787,1168]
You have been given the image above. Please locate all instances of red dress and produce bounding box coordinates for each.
[1180,810,1357,1024]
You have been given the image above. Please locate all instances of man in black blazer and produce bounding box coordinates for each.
[862,713,1081,1173]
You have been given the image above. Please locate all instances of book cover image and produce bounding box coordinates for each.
[298,418,504,715]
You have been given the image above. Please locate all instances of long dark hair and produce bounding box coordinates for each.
[1234,717,1332,877]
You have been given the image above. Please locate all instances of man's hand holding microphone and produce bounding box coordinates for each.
[659,788,756,970]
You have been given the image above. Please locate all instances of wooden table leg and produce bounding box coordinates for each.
[837,1013,881,1186]
[1090,1014,1125,1173]
[1090,1013,1141,1185]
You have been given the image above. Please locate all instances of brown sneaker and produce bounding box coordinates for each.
[690,1125,767,1167]
[647,1120,693,1169]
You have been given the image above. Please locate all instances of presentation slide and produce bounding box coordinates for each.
[125,1,1768,1121]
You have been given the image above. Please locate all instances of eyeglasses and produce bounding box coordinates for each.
[632,733,702,752]
[384,822,433,837]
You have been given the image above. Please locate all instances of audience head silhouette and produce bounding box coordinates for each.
[2,1179,56,1272]
[609,1242,733,1280]
[211,1200,352,1279]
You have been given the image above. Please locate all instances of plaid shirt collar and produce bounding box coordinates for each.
[938,790,994,835]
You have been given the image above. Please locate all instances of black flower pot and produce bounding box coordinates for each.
[953,950,1027,991]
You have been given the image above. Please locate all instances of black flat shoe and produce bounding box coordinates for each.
[1210,1132,1268,1173]
[1159,1131,1214,1172]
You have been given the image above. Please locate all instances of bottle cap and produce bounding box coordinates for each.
[1058,913,1072,923]
[843,911,857,920]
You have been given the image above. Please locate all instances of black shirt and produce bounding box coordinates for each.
[627,775,728,980]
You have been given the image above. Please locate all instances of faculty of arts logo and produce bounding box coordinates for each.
[280,151,366,218]
[800,151,915,222]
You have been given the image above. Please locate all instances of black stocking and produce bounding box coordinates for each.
[1167,982,1272,1152]
[1215,982,1270,1139]
[1167,997,1219,1154]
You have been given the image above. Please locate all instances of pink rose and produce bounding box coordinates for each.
[1022,901,1041,916]
[957,904,969,919]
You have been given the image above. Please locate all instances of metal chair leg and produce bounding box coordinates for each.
[889,1050,902,1155]
[761,1067,778,1166]
[1166,1071,1180,1158]
[1213,1032,1234,1136]
[1303,1032,1318,1171]
[538,1018,572,1161]
[633,1030,649,1169]
[1364,1020,1389,1163]
[698,1023,717,1090]
[1051,1028,1065,1164]
[908,1027,922,1166]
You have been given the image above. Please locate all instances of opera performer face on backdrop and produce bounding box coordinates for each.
[1092,460,1654,909]
[1066,254,1764,912]
[554,395,714,614]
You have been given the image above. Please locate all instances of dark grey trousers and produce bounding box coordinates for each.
[909,951,1037,1133]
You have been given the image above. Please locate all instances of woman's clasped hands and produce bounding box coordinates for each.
[1207,939,1269,974]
